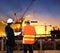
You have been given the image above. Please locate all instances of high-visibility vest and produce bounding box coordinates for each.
[23,25,35,44]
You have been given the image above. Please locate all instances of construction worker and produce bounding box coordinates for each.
[5,18,15,53]
[22,20,36,53]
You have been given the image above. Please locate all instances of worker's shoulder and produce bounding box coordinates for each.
[5,25,11,30]
[30,25,34,27]
[5,25,8,28]
[5,25,9,28]
[24,25,35,28]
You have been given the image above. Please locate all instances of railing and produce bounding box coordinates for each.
[0,35,60,53]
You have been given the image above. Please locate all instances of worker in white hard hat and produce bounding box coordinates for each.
[5,18,16,53]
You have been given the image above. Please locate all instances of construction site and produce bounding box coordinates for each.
[0,0,60,53]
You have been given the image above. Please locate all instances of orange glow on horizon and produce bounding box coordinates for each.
[0,17,55,37]
[0,24,52,37]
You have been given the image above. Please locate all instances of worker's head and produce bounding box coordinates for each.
[7,18,14,25]
[25,20,30,25]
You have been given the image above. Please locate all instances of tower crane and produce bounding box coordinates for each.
[14,0,36,22]
[13,0,36,32]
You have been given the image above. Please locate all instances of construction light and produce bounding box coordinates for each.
[19,20,22,24]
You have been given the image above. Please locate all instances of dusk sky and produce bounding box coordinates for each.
[0,0,60,27]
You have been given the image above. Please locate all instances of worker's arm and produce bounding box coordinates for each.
[14,32,21,36]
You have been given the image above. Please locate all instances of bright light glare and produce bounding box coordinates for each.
[35,25,52,37]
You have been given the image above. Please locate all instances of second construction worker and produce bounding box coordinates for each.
[22,20,36,53]
[5,18,16,53]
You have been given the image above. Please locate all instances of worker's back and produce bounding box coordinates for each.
[23,25,35,44]
[24,25,35,35]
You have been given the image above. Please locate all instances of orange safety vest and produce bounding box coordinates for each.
[23,25,35,44]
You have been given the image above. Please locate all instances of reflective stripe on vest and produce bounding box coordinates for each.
[23,25,35,44]
[23,35,35,44]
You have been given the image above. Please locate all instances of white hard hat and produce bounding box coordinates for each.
[7,18,13,23]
